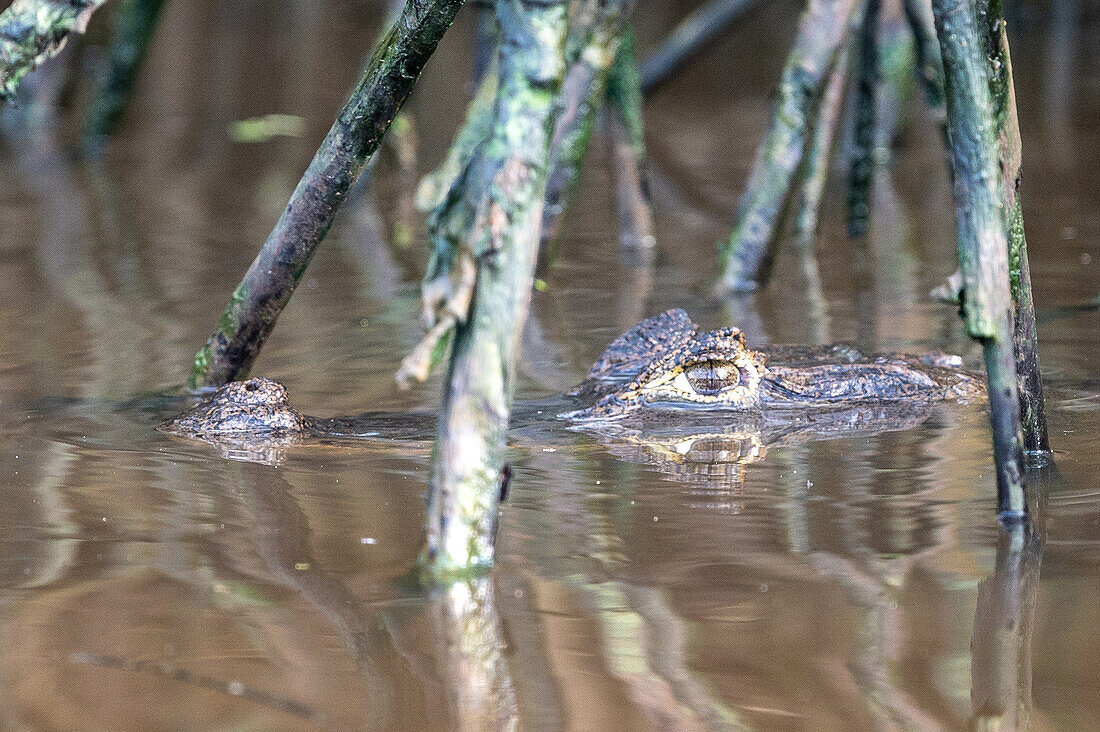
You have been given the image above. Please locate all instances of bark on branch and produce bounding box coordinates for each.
[187,0,466,389]
[0,0,109,102]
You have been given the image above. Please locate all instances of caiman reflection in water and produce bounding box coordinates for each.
[159,309,985,473]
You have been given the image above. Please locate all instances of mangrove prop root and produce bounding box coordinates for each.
[846,0,880,239]
[0,0,109,102]
[872,0,916,153]
[714,0,862,295]
[81,0,166,150]
[471,0,498,86]
[639,0,762,94]
[414,60,498,215]
[605,25,646,162]
[608,113,656,252]
[794,37,851,247]
[981,4,1049,454]
[419,0,569,575]
[932,0,1026,519]
[606,27,655,252]
[187,0,466,390]
[901,0,945,116]
[539,0,636,260]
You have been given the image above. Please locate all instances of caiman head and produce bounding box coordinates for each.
[564,309,985,421]
[565,310,769,421]
[158,377,312,437]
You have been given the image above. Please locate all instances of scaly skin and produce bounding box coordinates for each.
[160,310,985,438]
[565,310,984,420]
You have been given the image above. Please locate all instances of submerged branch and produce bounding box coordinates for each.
[0,0,109,102]
[187,0,465,390]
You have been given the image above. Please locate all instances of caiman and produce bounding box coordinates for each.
[159,310,985,468]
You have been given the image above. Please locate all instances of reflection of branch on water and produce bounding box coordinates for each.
[969,523,1044,729]
[238,462,521,728]
[426,577,519,730]
[237,465,395,725]
[70,651,321,723]
[570,571,747,729]
[494,571,568,728]
[535,464,748,729]
[782,451,940,729]
[11,125,177,398]
[804,552,938,729]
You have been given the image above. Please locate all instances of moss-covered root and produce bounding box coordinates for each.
[638,0,762,93]
[605,26,655,253]
[794,40,850,247]
[982,4,1049,454]
[0,0,109,102]
[539,0,635,259]
[421,0,569,576]
[187,0,465,390]
[714,0,862,295]
[81,0,166,151]
[932,0,1026,521]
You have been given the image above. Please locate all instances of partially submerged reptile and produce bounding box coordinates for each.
[159,310,985,466]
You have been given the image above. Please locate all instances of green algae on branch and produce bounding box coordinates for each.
[417,0,569,576]
[976,0,1049,454]
[186,0,466,390]
[714,0,863,295]
[932,0,1026,519]
[0,0,109,102]
[81,0,166,151]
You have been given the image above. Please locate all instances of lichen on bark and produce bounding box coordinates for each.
[932,0,1027,519]
[414,0,570,576]
[1,0,109,102]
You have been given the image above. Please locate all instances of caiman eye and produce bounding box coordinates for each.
[673,360,742,396]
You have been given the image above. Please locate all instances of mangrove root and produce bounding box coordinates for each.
[187,0,465,390]
[0,0,109,102]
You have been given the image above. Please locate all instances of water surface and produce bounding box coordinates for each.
[1,1,1098,728]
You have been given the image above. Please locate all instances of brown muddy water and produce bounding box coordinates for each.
[1,1,1099,729]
